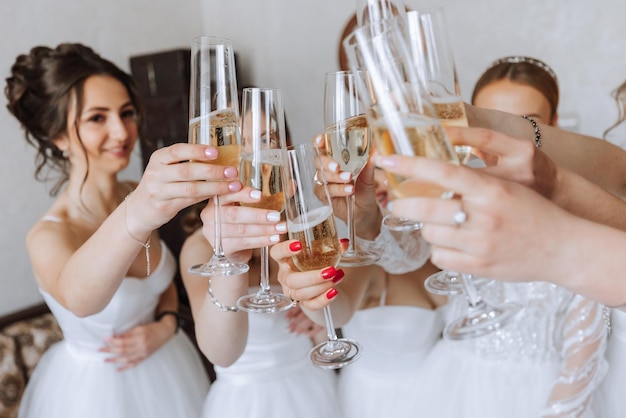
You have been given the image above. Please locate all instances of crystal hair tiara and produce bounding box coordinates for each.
[488,56,558,83]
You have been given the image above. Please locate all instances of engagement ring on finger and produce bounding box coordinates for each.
[453,202,467,226]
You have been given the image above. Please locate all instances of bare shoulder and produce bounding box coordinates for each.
[27,212,79,291]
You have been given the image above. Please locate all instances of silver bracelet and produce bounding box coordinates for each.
[207,279,239,312]
[522,114,542,148]
[124,193,151,276]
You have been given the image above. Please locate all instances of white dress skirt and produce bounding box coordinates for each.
[411,281,607,418]
[593,308,626,417]
[18,242,210,418]
[338,304,443,418]
[202,292,340,418]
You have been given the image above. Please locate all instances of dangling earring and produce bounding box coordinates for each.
[62,149,69,159]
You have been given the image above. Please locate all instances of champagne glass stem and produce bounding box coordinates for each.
[323,305,339,343]
[346,180,357,254]
[461,273,482,307]
[213,195,226,258]
[259,245,271,294]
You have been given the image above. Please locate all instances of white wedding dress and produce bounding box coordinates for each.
[592,307,626,417]
[338,290,444,418]
[412,281,607,418]
[18,235,210,418]
[202,287,340,418]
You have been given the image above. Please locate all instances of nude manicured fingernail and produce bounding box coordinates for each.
[344,185,353,193]
[269,235,280,242]
[267,211,281,222]
[339,172,351,181]
[328,162,339,172]
[224,167,238,178]
[326,288,339,299]
[204,147,218,159]
[275,222,287,232]
[228,182,242,192]
[315,135,324,147]
[250,190,262,200]
[375,155,398,168]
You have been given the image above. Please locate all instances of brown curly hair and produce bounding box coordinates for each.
[5,43,145,195]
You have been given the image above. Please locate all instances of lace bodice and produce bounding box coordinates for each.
[444,281,607,417]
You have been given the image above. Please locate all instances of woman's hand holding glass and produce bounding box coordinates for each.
[126,143,243,239]
[270,240,345,312]
[198,187,286,265]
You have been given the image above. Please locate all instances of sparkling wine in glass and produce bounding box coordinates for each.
[236,87,293,313]
[187,36,249,277]
[324,70,379,267]
[405,7,472,164]
[283,143,362,369]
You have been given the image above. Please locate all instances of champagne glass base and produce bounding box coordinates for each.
[339,250,380,268]
[188,255,250,277]
[443,302,521,341]
[309,338,362,370]
[382,214,422,232]
[425,271,492,296]
[236,292,294,314]
[424,271,464,295]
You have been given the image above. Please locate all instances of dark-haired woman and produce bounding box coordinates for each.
[5,43,234,418]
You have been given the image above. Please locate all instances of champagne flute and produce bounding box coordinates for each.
[344,17,455,232]
[283,143,362,369]
[406,7,478,294]
[406,8,494,296]
[187,36,249,277]
[236,87,293,313]
[356,0,407,26]
[324,70,379,267]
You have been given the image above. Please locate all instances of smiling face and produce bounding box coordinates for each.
[473,78,557,126]
[59,75,139,177]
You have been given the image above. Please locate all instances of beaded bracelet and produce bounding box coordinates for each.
[522,114,542,148]
[208,279,239,312]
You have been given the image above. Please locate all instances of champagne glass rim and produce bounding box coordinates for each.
[192,36,233,46]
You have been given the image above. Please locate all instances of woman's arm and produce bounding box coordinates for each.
[28,144,241,317]
[180,229,249,367]
[444,126,626,232]
[542,296,607,417]
[466,103,626,199]
[179,188,286,367]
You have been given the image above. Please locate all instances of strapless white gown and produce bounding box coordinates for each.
[412,281,607,418]
[202,291,340,418]
[338,305,443,418]
[18,242,210,418]
[593,308,626,417]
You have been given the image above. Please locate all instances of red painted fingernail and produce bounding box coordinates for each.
[326,288,338,299]
[321,266,337,280]
[340,238,349,244]
[332,269,345,283]
[289,241,302,252]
